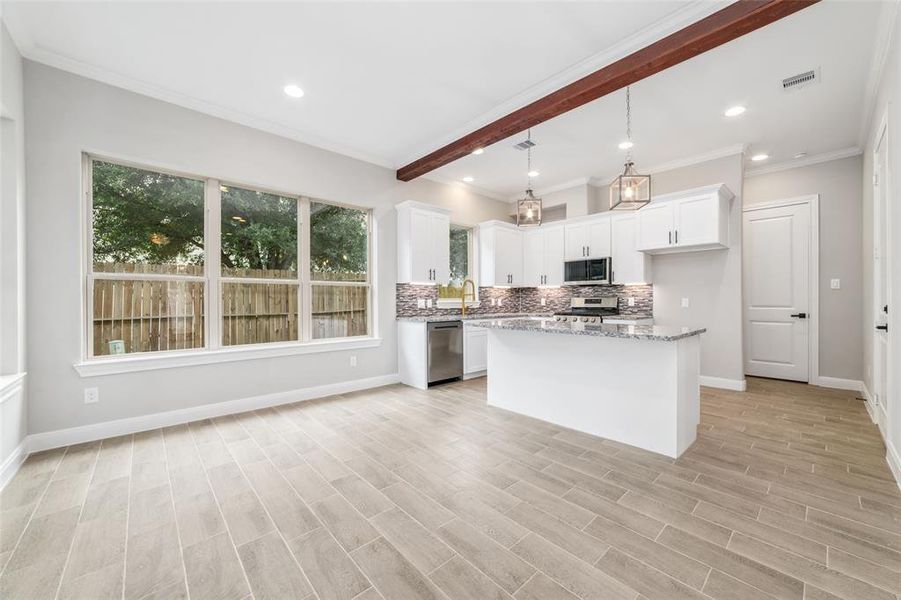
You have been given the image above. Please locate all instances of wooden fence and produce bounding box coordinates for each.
[92,263,367,355]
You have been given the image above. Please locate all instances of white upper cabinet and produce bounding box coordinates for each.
[636,184,734,254]
[523,226,565,286]
[396,201,451,284]
[611,214,652,284]
[564,216,611,260]
[479,221,523,286]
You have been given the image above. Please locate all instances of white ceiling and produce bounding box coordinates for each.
[3,1,890,198]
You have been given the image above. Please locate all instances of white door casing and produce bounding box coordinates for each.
[873,118,890,424]
[743,198,816,382]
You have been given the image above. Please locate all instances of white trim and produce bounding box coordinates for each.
[814,377,864,392]
[744,147,863,177]
[0,441,27,491]
[741,194,820,385]
[26,373,401,453]
[886,441,901,492]
[73,337,382,377]
[0,371,26,405]
[699,376,747,391]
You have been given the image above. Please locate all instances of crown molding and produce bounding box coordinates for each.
[858,0,900,148]
[744,146,862,177]
[395,0,733,168]
[15,43,397,170]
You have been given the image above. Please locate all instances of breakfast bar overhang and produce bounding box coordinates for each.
[467,318,706,458]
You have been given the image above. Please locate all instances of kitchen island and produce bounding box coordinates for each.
[466,317,705,458]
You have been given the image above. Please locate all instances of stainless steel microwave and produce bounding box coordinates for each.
[564,257,611,285]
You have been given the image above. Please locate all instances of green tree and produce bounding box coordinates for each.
[221,186,297,273]
[310,202,368,280]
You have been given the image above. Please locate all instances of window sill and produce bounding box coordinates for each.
[73,337,382,378]
[435,299,481,309]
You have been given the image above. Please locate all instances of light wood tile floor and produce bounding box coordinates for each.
[1,377,899,600]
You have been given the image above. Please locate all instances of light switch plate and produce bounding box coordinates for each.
[540,298,546,306]
[628,297,635,307]
[426,299,433,308]
[417,298,425,309]
[681,297,690,308]
[830,278,841,290]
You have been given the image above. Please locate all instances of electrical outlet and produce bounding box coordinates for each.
[350,355,357,367]
[497,297,503,307]
[681,297,690,308]
[84,387,99,404]
[628,297,635,307]
[491,298,496,307]
[417,298,425,309]
[540,298,546,306]
[830,278,841,290]
[426,299,433,308]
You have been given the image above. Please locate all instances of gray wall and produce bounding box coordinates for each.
[1,22,28,468]
[23,61,511,436]
[744,155,864,381]
[646,154,746,384]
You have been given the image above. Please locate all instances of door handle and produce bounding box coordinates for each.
[790,313,807,319]
[876,324,888,331]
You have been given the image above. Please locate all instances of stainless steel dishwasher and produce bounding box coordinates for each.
[427,321,463,385]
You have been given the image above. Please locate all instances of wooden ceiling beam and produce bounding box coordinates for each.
[396,0,819,182]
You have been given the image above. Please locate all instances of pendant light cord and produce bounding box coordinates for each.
[625,86,633,163]
[527,128,533,190]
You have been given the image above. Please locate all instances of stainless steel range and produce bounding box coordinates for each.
[553,296,619,324]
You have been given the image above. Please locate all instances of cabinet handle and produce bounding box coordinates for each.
[675,230,679,244]
[668,231,672,245]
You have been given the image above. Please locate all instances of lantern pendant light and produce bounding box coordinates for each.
[610,86,651,210]
[516,129,542,227]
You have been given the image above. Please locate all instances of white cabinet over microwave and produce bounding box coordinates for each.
[636,184,734,254]
[564,217,611,260]
[396,201,451,284]
[479,220,523,286]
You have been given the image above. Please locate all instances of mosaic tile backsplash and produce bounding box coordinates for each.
[396,283,653,318]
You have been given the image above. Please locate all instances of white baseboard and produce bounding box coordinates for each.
[699,376,747,391]
[815,376,864,392]
[0,441,27,491]
[25,373,401,454]
[886,441,901,493]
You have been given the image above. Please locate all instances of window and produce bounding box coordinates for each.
[86,156,372,359]
[90,161,205,356]
[220,185,299,346]
[438,225,474,301]
[310,202,370,339]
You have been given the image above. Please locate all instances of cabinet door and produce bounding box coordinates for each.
[410,210,433,282]
[430,213,450,284]
[464,327,488,374]
[674,195,718,247]
[564,223,588,260]
[501,229,524,286]
[586,218,612,258]
[636,202,674,250]
[611,214,651,284]
[522,231,544,287]
[544,227,565,285]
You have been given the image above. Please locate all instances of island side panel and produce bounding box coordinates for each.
[485,328,699,458]
[398,321,429,390]
[675,334,701,455]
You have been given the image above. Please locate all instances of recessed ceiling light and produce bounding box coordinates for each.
[618,141,634,150]
[794,152,808,159]
[751,153,769,162]
[462,176,474,183]
[283,84,305,98]
[472,148,484,155]
[527,170,540,177]
[724,105,746,117]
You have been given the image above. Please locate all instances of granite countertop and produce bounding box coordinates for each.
[396,312,553,323]
[464,316,705,341]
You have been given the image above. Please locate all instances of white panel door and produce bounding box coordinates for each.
[636,202,673,250]
[743,202,810,381]
[410,210,432,283]
[522,231,544,287]
[430,213,450,284]
[675,195,717,247]
[587,218,611,258]
[544,227,565,285]
[873,125,890,418]
[564,223,588,260]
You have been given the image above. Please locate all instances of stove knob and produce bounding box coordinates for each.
[581,317,588,323]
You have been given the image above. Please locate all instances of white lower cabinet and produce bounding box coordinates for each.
[464,325,487,375]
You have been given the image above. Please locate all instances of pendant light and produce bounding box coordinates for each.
[516,128,542,227]
[610,86,651,210]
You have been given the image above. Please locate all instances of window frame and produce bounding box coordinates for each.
[79,153,377,374]
[436,224,480,309]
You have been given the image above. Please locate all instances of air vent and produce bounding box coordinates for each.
[782,69,818,91]
[514,139,536,151]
